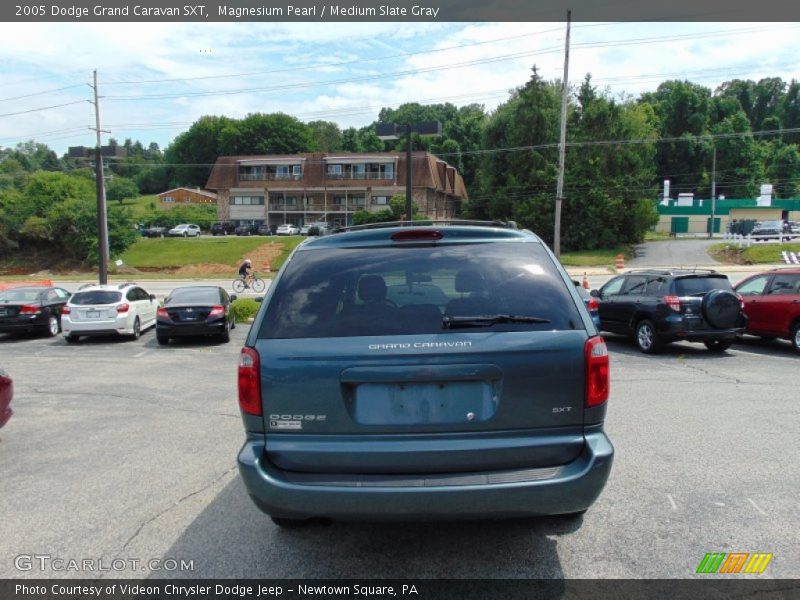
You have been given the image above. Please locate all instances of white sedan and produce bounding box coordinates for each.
[276,224,300,235]
[167,224,201,237]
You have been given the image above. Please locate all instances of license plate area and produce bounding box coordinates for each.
[86,310,101,319]
[352,381,496,426]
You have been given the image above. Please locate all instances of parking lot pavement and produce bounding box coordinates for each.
[0,328,797,579]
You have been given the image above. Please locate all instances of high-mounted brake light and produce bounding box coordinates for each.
[585,336,610,408]
[391,229,444,242]
[238,347,262,416]
[19,305,41,315]
[664,295,681,312]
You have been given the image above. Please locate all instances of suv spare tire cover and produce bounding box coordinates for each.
[701,289,741,329]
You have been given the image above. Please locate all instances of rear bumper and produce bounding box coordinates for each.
[659,315,745,343]
[0,317,45,333]
[62,315,134,336]
[0,407,12,429]
[238,431,613,520]
[156,320,226,337]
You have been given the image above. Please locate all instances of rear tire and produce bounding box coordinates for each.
[635,319,662,354]
[704,339,732,353]
[157,335,169,346]
[45,315,60,337]
[270,516,308,529]
[130,318,141,340]
[219,321,231,343]
[791,322,800,354]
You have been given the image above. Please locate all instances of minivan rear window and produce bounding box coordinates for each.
[70,291,122,305]
[674,276,733,296]
[259,242,584,339]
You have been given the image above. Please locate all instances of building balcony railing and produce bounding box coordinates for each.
[267,204,366,212]
[239,172,302,181]
[326,172,393,180]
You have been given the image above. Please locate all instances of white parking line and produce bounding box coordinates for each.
[748,498,767,515]
[730,349,798,363]
[666,494,677,510]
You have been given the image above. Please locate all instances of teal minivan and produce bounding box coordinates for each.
[237,223,613,526]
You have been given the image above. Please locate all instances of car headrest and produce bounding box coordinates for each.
[358,275,387,304]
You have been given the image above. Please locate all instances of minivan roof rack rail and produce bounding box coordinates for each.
[331,219,520,233]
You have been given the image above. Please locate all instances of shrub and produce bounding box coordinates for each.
[231,298,260,323]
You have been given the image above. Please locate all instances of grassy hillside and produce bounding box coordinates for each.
[121,237,270,268]
[710,242,800,264]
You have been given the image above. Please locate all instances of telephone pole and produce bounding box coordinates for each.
[553,9,571,258]
[89,70,110,284]
[709,145,717,238]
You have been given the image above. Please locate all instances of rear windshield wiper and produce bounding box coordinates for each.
[442,314,551,329]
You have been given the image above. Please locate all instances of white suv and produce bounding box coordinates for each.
[61,283,157,343]
[168,224,201,237]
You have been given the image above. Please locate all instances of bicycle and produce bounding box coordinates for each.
[232,272,266,293]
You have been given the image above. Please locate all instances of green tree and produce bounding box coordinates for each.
[106,177,139,203]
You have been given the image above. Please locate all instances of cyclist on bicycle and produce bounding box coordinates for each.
[238,259,253,288]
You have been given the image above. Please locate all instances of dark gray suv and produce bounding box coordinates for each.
[237,223,613,526]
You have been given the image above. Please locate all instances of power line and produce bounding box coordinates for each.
[0,84,88,103]
[0,100,89,118]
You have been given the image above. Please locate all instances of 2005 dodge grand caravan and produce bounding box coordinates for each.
[237,222,613,526]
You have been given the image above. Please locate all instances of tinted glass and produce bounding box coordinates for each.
[767,273,800,295]
[645,278,666,295]
[674,276,733,295]
[601,277,624,296]
[71,291,122,305]
[622,276,647,295]
[259,242,583,339]
[0,288,42,302]
[167,287,220,305]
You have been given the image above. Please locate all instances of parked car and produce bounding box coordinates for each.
[275,223,300,236]
[299,224,312,235]
[0,286,71,337]
[235,223,260,236]
[257,223,276,236]
[237,223,612,526]
[0,367,13,430]
[167,224,201,238]
[574,281,601,329]
[592,269,746,353]
[787,221,800,235]
[141,225,168,238]
[734,268,800,352]
[751,220,785,241]
[61,283,157,342]
[305,222,330,237]
[211,222,237,236]
[156,286,236,345]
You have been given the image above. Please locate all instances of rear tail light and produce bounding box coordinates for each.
[208,305,225,317]
[238,348,262,416]
[664,295,681,312]
[116,303,130,313]
[19,305,41,315]
[156,307,170,320]
[587,297,599,311]
[585,336,610,408]
[61,306,71,315]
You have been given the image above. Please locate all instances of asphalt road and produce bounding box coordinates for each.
[0,323,797,580]
[626,239,721,268]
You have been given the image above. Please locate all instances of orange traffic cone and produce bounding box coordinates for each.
[582,273,590,289]
[615,253,625,271]
[263,263,271,273]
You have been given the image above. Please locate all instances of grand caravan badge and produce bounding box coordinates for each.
[368,341,473,350]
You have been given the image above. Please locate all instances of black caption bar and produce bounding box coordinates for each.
[3,580,800,600]
[3,0,800,22]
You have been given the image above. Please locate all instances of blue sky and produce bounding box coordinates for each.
[1,21,799,155]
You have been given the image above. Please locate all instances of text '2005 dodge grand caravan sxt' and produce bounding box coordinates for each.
[236,223,613,526]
